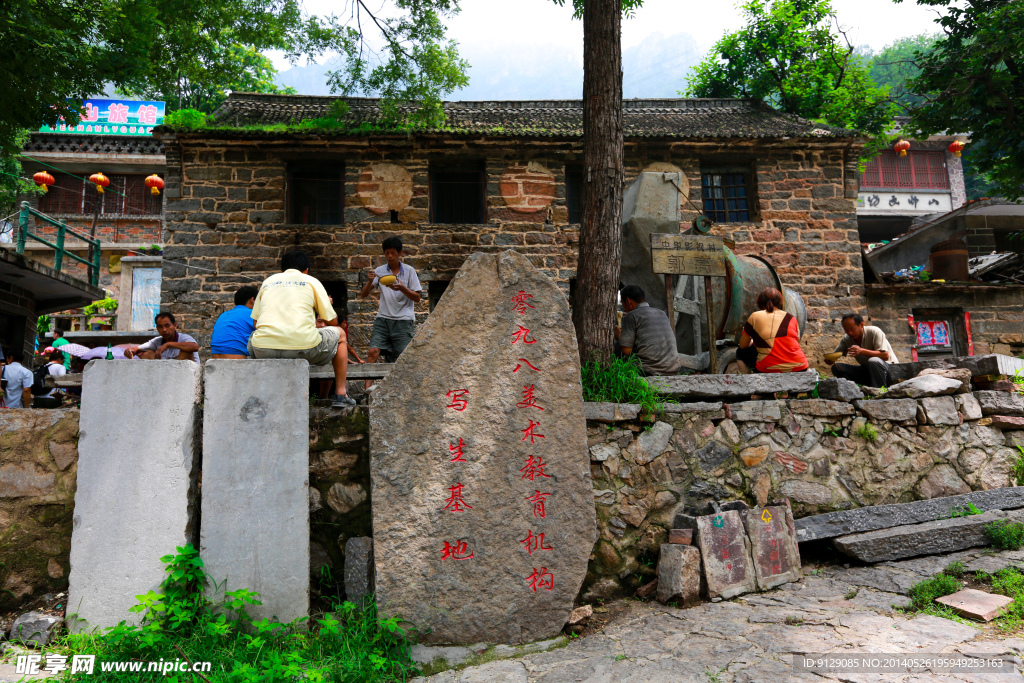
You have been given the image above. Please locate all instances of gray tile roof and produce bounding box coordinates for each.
[203,93,857,140]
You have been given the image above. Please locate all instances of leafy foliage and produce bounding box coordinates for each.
[581,355,667,415]
[988,568,1024,631]
[863,34,937,109]
[853,422,878,442]
[985,519,1024,550]
[898,0,1024,200]
[907,573,960,610]
[949,502,983,518]
[59,545,419,682]
[683,0,896,138]
[1,131,40,221]
[1012,445,1024,486]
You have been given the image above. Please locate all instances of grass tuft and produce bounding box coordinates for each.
[907,574,960,611]
[853,422,879,442]
[581,355,670,416]
[985,520,1024,550]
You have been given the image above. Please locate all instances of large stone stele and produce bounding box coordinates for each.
[369,250,596,645]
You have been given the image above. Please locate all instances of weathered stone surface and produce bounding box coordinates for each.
[10,612,62,647]
[935,588,1013,622]
[976,390,1024,416]
[588,443,618,462]
[729,400,782,422]
[344,537,374,604]
[668,528,692,545]
[647,371,817,398]
[956,393,983,421]
[627,421,672,465]
[369,251,595,644]
[662,401,724,413]
[816,378,864,402]
[201,360,309,624]
[740,445,770,467]
[919,367,972,394]
[988,416,1024,430]
[695,511,756,599]
[741,506,802,590]
[774,452,809,474]
[583,403,640,422]
[778,479,831,505]
[886,375,962,399]
[916,464,971,499]
[888,354,1024,382]
[696,441,733,471]
[327,483,368,514]
[794,486,1024,541]
[655,544,701,605]
[0,463,55,498]
[853,398,918,422]
[786,399,855,417]
[834,509,1024,563]
[68,361,202,633]
[919,396,960,426]
[567,604,592,625]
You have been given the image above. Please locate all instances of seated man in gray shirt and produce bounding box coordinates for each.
[125,312,200,362]
[615,285,681,376]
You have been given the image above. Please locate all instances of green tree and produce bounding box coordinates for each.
[865,33,937,109]
[0,132,41,233]
[898,0,1024,200]
[684,0,896,137]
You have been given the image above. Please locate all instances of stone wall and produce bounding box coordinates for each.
[0,409,79,611]
[581,394,1021,600]
[157,133,864,363]
[867,284,1024,360]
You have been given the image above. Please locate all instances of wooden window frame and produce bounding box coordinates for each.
[429,165,487,225]
[861,150,949,190]
[701,171,751,223]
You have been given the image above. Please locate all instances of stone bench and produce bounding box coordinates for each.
[46,361,396,388]
[646,370,818,398]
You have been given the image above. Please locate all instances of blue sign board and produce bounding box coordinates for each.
[40,99,165,136]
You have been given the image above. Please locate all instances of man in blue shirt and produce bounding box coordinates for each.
[210,285,260,358]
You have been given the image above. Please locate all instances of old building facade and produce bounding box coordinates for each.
[155,93,866,362]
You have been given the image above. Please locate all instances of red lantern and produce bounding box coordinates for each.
[145,174,164,195]
[948,140,965,157]
[33,171,55,193]
[88,172,110,194]
[893,139,911,157]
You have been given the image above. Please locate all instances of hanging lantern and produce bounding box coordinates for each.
[893,139,911,157]
[145,174,165,195]
[88,172,110,194]
[948,140,965,157]
[33,171,55,193]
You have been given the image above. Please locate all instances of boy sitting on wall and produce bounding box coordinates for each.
[359,236,423,364]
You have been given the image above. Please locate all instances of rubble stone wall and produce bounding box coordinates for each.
[157,134,863,364]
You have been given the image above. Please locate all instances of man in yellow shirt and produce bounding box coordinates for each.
[248,251,355,407]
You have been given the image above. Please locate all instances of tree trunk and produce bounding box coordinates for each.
[576,0,624,363]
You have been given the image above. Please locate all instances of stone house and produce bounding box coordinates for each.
[154,93,866,361]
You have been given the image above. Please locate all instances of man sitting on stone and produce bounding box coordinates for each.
[248,250,356,408]
[210,285,260,359]
[827,313,898,388]
[614,284,681,376]
[125,312,200,362]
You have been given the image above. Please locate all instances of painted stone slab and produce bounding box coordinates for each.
[369,251,596,645]
[741,505,802,590]
[695,510,756,599]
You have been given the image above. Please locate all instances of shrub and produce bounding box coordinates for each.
[949,503,983,518]
[943,561,965,577]
[985,519,1024,550]
[581,354,668,415]
[854,422,879,442]
[163,109,208,129]
[907,574,961,610]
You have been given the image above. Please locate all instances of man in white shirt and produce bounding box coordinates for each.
[125,312,200,362]
[1,348,34,409]
[826,313,899,388]
[33,349,67,408]
[359,236,422,363]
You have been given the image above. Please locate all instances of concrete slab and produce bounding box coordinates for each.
[66,361,201,633]
[936,588,1013,621]
[201,359,309,624]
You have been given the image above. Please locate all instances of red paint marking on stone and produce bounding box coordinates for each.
[449,438,466,462]
[441,540,474,560]
[511,325,538,344]
[443,483,473,512]
[446,389,469,411]
[525,567,554,592]
[517,384,545,410]
[520,455,552,481]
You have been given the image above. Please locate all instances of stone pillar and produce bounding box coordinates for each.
[200,359,309,624]
[67,361,202,632]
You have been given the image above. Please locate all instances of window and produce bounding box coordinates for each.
[288,164,344,224]
[701,173,749,223]
[430,166,486,224]
[861,151,949,190]
[565,167,583,224]
[37,173,162,216]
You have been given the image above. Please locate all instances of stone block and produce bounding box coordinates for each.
[795,486,1024,542]
[696,441,733,471]
[344,537,375,604]
[886,375,963,399]
[647,371,817,398]
[988,416,1024,430]
[976,391,1024,416]
[956,394,983,421]
[583,402,640,422]
[588,443,618,462]
[10,612,62,647]
[656,544,702,605]
[369,251,595,644]
[201,360,310,624]
[728,400,782,422]
[816,378,864,402]
[919,367,972,394]
[626,421,673,465]
[919,396,960,426]
[787,399,855,417]
[68,361,202,633]
[695,511,756,599]
[935,588,1013,622]
[662,401,724,414]
[740,445,770,467]
[834,509,1024,563]
[778,479,831,505]
[668,529,693,545]
[741,506,802,590]
[854,398,918,422]
[916,464,971,499]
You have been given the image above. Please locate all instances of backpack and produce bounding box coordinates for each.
[31,363,53,396]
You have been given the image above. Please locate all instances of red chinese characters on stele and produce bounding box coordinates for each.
[521,419,545,444]
[520,530,553,555]
[511,290,535,315]
[525,567,554,592]
[519,455,552,481]
[441,540,474,561]
[511,325,537,345]
[517,384,544,410]
[525,490,551,518]
[513,358,540,373]
[448,438,466,462]
[445,389,469,411]
[443,483,473,512]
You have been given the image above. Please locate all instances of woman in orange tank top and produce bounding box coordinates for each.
[736,288,809,373]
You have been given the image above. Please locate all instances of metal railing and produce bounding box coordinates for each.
[15,201,101,286]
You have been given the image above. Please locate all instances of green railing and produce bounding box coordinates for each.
[15,201,101,287]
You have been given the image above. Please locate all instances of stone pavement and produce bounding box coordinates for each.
[416,547,1024,682]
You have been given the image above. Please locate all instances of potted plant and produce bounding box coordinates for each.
[147,244,163,256]
[83,298,118,330]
